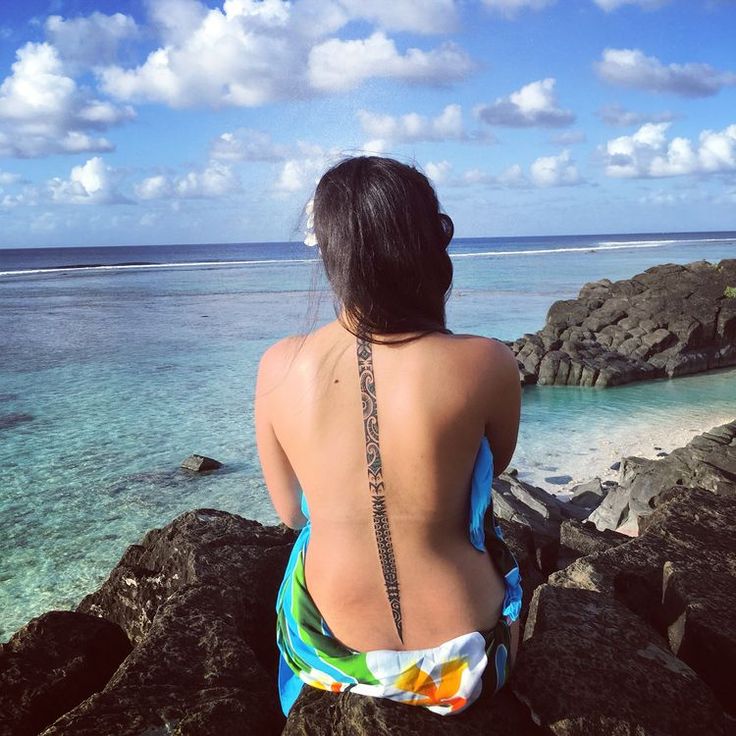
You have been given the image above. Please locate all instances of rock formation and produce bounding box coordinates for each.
[589,419,736,533]
[508,259,736,387]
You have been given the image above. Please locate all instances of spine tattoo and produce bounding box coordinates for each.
[356,337,404,643]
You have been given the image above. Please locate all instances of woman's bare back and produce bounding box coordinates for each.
[257,319,521,652]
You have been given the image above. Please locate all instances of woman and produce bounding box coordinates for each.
[255,156,522,717]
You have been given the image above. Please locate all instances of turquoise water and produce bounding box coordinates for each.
[1,234,735,640]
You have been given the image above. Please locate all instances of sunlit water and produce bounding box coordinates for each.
[1,232,735,640]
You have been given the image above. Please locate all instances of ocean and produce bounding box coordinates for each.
[1,231,735,641]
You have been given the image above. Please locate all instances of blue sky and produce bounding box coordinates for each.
[0,0,735,247]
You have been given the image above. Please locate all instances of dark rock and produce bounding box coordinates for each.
[543,474,572,485]
[609,460,621,471]
[558,519,627,560]
[0,611,131,736]
[513,584,726,735]
[509,258,736,388]
[181,454,223,472]
[284,682,545,735]
[569,477,605,509]
[63,510,296,735]
[588,420,736,532]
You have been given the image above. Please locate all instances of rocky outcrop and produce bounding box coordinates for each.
[49,510,296,735]
[509,259,736,387]
[514,486,736,733]
[588,419,736,532]
[0,611,131,736]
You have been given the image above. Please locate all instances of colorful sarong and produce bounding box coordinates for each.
[275,437,522,716]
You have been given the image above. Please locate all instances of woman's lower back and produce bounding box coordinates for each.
[304,518,509,652]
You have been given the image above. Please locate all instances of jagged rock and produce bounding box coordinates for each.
[549,486,736,719]
[283,681,545,735]
[180,454,223,472]
[513,486,736,733]
[568,477,605,509]
[588,420,736,532]
[0,611,131,736]
[58,510,296,735]
[510,259,736,388]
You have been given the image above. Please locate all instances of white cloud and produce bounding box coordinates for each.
[0,171,22,186]
[476,78,574,128]
[481,0,555,17]
[210,129,288,161]
[336,0,459,34]
[596,48,736,97]
[0,42,133,158]
[597,103,676,127]
[530,150,581,187]
[275,142,340,193]
[45,12,138,67]
[99,1,474,108]
[425,160,452,185]
[135,161,240,200]
[422,153,581,189]
[593,0,670,10]
[602,122,736,178]
[48,157,127,204]
[357,104,464,144]
[308,32,474,93]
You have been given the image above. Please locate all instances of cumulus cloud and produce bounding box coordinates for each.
[0,171,22,186]
[48,157,127,204]
[596,48,736,97]
[336,0,459,34]
[530,150,581,187]
[597,103,676,127]
[135,161,240,199]
[476,78,575,128]
[0,42,133,158]
[421,152,581,189]
[357,104,474,148]
[481,0,555,16]
[425,160,453,185]
[275,143,341,193]
[45,12,138,67]
[308,33,473,93]
[601,122,736,178]
[593,0,670,10]
[210,129,289,161]
[99,1,474,108]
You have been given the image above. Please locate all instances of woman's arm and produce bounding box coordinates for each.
[254,340,308,530]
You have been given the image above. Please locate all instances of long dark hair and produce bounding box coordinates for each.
[313,156,454,343]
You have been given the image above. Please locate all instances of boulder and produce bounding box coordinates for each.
[588,420,736,532]
[512,486,736,733]
[56,510,296,735]
[0,611,131,736]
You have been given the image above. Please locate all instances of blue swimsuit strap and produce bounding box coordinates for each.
[356,336,404,644]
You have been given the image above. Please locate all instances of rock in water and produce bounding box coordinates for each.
[0,611,131,736]
[180,454,223,472]
[508,258,736,388]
